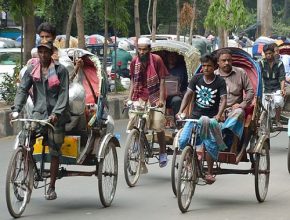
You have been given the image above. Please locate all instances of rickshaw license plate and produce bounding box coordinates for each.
[33,136,81,164]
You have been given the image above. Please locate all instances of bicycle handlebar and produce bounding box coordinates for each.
[10,118,55,130]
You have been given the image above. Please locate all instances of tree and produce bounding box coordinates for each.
[176,0,180,41]
[65,0,77,48]
[205,0,249,48]
[188,0,197,45]
[151,0,157,42]
[180,2,193,42]
[283,0,290,25]
[76,0,85,49]
[134,0,141,39]
[257,0,273,36]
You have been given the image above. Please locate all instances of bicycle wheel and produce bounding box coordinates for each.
[98,140,118,207]
[287,137,290,173]
[254,140,270,202]
[124,129,142,187]
[177,145,197,213]
[6,147,34,218]
[171,147,180,197]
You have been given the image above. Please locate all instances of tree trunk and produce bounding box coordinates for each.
[189,0,197,45]
[76,0,85,49]
[283,0,290,25]
[257,0,272,37]
[151,0,157,42]
[134,0,141,42]
[65,0,77,48]
[103,0,109,73]
[176,0,180,41]
[23,0,35,64]
[147,0,152,34]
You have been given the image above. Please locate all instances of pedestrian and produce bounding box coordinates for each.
[111,40,132,78]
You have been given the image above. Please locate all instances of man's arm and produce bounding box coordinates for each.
[215,95,227,121]
[240,70,254,109]
[278,62,286,96]
[158,78,166,107]
[51,66,69,116]
[13,68,33,112]
[177,89,194,115]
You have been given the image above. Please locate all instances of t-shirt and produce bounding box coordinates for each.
[188,73,227,118]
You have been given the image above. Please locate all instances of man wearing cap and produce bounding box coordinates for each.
[12,40,70,200]
[127,37,169,169]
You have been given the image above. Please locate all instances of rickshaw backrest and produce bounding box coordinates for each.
[279,43,290,55]
[195,47,262,99]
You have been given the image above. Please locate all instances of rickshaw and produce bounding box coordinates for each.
[174,47,270,212]
[277,43,290,173]
[123,40,201,187]
[6,48,120,218]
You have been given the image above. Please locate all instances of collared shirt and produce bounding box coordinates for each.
[14,64,70,125]
[215,66,254,108]
[260,58,285,93]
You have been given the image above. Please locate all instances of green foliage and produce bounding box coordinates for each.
[273,20,290,37]
[0,63,20,105]
[205,0,249,32]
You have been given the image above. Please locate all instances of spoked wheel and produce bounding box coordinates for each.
[6,147,34,218]
[171,147,181,197]
[124,129,142,187]
[177,145,197,213]
[98,141,118,207]
[254,140,270,202]
[287,137,290,174]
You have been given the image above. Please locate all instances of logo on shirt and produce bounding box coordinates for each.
[196,85,217,108]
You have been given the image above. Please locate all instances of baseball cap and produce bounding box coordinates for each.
[37,40,53,50]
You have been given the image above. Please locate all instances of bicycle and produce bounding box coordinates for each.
[123,102,171,187]
[6,116,119,218]
[6,118,54,218]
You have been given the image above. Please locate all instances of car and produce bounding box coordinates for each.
[0,48,21,84]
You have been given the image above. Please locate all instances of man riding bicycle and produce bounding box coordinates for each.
[177,53,227,184]
[12,40,70,200]
[127,37,169,169]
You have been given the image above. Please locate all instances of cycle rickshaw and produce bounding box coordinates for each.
[6,48,120,218]
[123,40,201,187]
[277,43,290,173]
[173,47,270,212]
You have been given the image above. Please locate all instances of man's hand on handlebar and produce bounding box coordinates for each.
[49,114,58,124]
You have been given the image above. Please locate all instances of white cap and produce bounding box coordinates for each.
[138,37,151,45]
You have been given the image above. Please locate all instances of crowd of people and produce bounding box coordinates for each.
[10,19,290,201]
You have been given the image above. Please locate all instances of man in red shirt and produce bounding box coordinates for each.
[127,37,169,169]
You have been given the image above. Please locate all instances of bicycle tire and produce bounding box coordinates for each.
[124,129,142,187]
[98,140,118,207]
[171,147,180,197]
[177,145,197,213]
[6,147,33,218]
[254,140,270,202]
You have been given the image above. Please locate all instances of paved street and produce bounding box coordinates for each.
[1,119,290,220]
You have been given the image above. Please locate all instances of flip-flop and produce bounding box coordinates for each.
[159,153,168,168]
[204,174,216,184]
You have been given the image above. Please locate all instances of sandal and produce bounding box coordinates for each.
[204,174,216,184]
[159,153,168,168]
[45,187,57,200]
